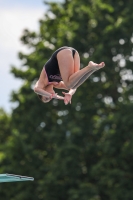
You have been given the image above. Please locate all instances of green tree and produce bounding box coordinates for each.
[0,109,11,173]
[0,0,133,200]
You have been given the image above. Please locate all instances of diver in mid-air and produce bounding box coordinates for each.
[34,46,105,105]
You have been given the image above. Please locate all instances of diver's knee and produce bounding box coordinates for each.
[64,81,72,90]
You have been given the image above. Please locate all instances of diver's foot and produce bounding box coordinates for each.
[88,61,105,70]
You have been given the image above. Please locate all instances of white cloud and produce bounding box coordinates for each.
[0,6,45,112]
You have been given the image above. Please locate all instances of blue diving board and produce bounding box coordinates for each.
[0,174,34,183]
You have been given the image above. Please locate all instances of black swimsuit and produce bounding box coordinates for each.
[44,46,77,83]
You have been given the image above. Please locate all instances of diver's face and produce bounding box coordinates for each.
[42,96,51,103]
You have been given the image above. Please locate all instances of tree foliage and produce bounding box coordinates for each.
[0,0,133,199]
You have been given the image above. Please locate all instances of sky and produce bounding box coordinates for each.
[0,0,48,112]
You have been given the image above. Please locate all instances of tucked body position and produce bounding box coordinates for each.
[34,46,105,105]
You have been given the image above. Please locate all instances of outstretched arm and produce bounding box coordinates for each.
[34,85,65,101]
[34,86,52,98]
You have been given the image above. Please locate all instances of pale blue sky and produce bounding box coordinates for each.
[0,0,44,8]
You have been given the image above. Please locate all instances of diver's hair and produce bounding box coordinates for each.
[37,94,49,103]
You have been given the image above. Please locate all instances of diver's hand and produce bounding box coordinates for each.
[62,92,72,105]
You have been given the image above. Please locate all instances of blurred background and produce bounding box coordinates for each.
[0,0,133,200]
